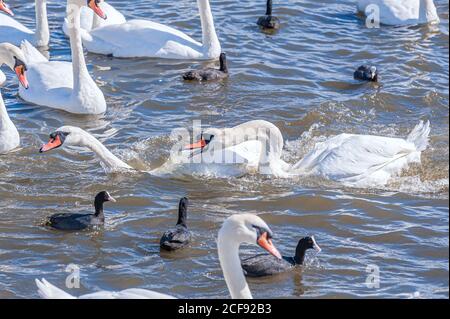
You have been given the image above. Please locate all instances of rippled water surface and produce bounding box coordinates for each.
[0,0,448,299]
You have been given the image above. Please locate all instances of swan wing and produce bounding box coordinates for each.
[35,279,77,299]
[79,289,176,299]
[20,40,48,64]
[63,2,126,36]
[357,0,437,25]
[294,122,430,185]
[0,15,34,46]
[83,19,203,59]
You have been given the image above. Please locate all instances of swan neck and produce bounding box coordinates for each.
[218,230,252,299]
[67,4,91,95]
[421,0,439,21]
[35,0,50,46]
[197,0,221,59]
[257,129,283,174]
[0,91,8,121]
[81,133,130,170]
[0,91,15,135]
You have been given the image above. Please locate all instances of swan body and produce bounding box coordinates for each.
[0,43,29,154]
[293,121,431,186]
[0,0,49,47]
[80,0,221,59]
[62,1,126,37]
[36,214,282,299]
[18,0,106,114]
[357,0,440,26]
[176,120,291,178]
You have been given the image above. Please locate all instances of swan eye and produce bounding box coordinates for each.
[252,225,273,240]
[13,57,27,72]
[202,133,214,144]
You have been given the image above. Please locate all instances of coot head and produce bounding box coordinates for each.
[354,65,378,82]
[95,191,116,203]
[294,236,321,264]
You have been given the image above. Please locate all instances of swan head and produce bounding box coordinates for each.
[68,0,107,20]
[0,0,13,16]
[0,43,29,89]
[219,214,282,259]
[39,126,87,153]
[185,128,224,151]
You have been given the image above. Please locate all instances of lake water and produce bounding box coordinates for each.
[0,0,448,298]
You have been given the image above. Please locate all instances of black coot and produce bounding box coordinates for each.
[241,236,321,277]
[257,0,280,30]
[45,191,115,231]
[354,65,379,82]
[160,197,192,251]
[182,53,229,82]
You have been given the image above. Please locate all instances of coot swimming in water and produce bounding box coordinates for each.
[257,0,280,30]
[160,197,192,251]
[182,53,229,82]
[45,191,116,231]
[241,236,321,277]
[354,65,378,82]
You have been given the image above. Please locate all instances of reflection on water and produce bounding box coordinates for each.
[0,0,448,298]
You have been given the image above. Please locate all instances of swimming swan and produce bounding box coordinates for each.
[39,120,431,187]
[18,0,107,114]
[0,43,29,154]
[0,0,50,47]
[62,1,126,37]
[36,214,282,299]
[357,0,440,26]
[80,0,221,59]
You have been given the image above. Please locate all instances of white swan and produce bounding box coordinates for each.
[36,214,281,299]
[180,120,431,186]
[39,126,132,172]
[38,120,430,187]
[18,0,107,115]
[0,0,50,47]
[357,0,440,26]
[80,0,221,59]
[38,121,288,177]
[62,1,126,37]
[0,43,29,154]
[291,121,431,186]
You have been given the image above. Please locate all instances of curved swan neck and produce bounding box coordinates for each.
[79,132,131,170]
[66,3,94,95]
[0,71,10,127]
[0,89,9,125]
[35,0,50,47]
[421,0,439,21]
[218,228,252,299]
[197,0,221,59]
